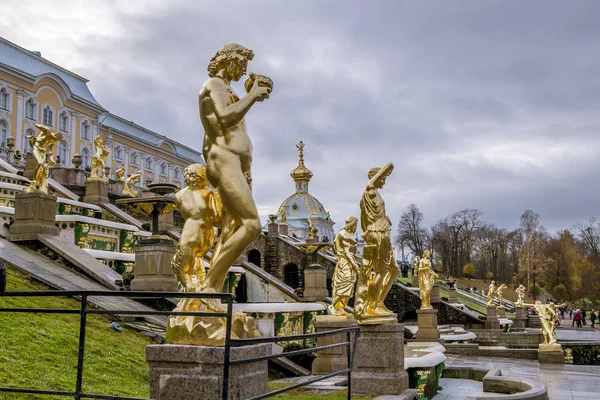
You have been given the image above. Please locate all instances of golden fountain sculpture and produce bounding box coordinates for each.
[123,170,142,197]
[115,163,126,181]
[515,284,526,308]
[418,249,438,310]
[523,301,565,345]
[496,283,508,306]
[328,216,360,316]
[24,123,63,194]
[166,43,271,346]
[90,134,109,181]
[353,163,399,324]
[486,280,496,307]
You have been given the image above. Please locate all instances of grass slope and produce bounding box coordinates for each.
[0,265,151,399]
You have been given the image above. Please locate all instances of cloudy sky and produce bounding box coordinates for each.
[3,0,600,234]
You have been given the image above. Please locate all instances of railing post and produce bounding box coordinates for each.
[347,330,352,400]
[223,295,234,400]
[74,295,88,400]
[0,261,6,293]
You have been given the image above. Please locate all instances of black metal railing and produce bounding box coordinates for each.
[0,284,359,399]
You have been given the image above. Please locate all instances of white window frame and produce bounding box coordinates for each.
[59,111,69,132]
[131,152,138,165]
[0,119,8,148]
[145,157,153,171]
[81,120,90,140]
[81,147,90,168]
[58,140,68,166]
[114,146,123,160]
[25,98,36,120]
[0,87,10,112]
[42,104,54,127]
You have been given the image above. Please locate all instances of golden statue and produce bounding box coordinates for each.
[329,217,360,316]
[515,284,526,308]
[115,163,126,181]
[523,301,563,345]
[307,216,318,240]
[198,42,270,295]
[413,255,420,276]
[486,280,496,307]
[418,249,438,310]
[280,207,287,224]
[90,134,109,181]
[123,170,142,197]
[353,163,398,324]
[170,164,222,310]
[496,283,508,306]
[24,123,63,194]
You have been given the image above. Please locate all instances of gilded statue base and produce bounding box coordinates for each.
[538,344,564,364]
[166,312,260,346]
[312,315,358,375]
[416,308,440,341]
[355,313,397,325]
[87,176,109,182]
[8,191,59,241]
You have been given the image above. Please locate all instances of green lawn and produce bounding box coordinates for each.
[0,265,152,399]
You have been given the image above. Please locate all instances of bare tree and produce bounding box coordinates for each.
[395,204,429,261]
[520,210,540,290]
[574,218,600,269]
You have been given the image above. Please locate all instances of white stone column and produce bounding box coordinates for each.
[16,90,24,152]
[70,112,78,157]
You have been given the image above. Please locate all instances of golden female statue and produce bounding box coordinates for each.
[496,283,508,306]
[198,43,270,295]
[115,163,126,181]
[123,170,142,197]
[515,284,526,308]
[353,163,398,323]
[171,164,222,311]
[486,280,496,307]
[90,134,109,180]
[418,249,438,310]
[523,301,563,345]
[307,216,318,240]
[24,123,62,194]
[329,217,360,316]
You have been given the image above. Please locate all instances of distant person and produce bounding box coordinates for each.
[574,309,582,328]
[582,309,587,326]
[568,305,573,320]
[590,309,597,329]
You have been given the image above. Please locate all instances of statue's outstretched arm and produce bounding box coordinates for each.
[366,163,394,190]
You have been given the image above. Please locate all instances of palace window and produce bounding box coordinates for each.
[25,99,36,120]
[131,152,138,165]
[173,168,179,179]
[81,121,90,140]
[59,111,69,132]
[42,106,53,127]
[81,147,90,168]
[0,88,9,111]
[0,120,7,148]
[146,157,153,170]
[58,140,68,165]
[114,146,123,160]
[160,163,167,175]
[24,129,34,153]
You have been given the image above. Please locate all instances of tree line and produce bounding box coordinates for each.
[395,204,600,301]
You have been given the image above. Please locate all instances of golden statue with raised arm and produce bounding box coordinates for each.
[198,43,270,296]
[329,217,360,316]
[90,134,109,181]
[486,280,496,307]
[515,284,526,308]
[115,163,126,181]
[418,249,438,310]
[496,283,508,306]
[24,123,62,194]
[523,301,563,345]
[122,170,142,197]
[353,163,399,324]
[170,164,222,311]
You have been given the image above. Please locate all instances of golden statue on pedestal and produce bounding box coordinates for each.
[486,280,496,307]
[329,217,360,316]
[167,43,270,345]
[115,163,126,181]
[170,164,221,310]
[24,123,63,194]
[90,134,109,181]
[523,301,563,345]
[496,283,508,306]
[353,163,399,324]
[515,284,526,308]
[418,249,438,310]
[123,170,142,197]
[307,216,318,240]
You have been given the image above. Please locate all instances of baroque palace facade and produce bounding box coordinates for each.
[0,36,203,187]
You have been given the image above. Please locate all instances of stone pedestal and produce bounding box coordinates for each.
[84,178,109,204]
[278,223,288,236]
[158,210,175,234]
[538,344,564,364]
[431,285,440,304]
[513,307,528,329]
[23,154,36,180]
[448,287,458,303]
[9,192,58,241]
[303,264,328,301]
[416,308,440,341]
[485,306,501,330]
[411,273,418,287]
[353,324,409,396]
[147,344,270,400]
[312,315,357,374]
[497,305,506,317]
[267,222,278,237]
[131,240,178,291]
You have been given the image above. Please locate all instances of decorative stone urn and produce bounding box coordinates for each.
[71,153,83,169]
[6,136,15,150]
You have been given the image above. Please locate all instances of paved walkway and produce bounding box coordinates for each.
[434,354,600,399]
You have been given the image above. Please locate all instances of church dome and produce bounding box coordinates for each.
[277,192,328,220]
